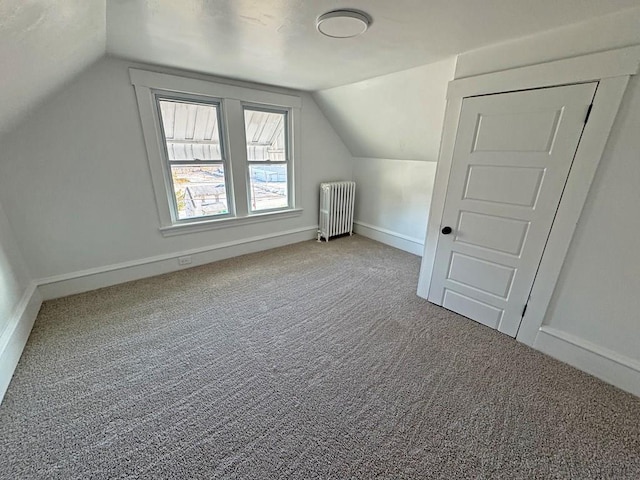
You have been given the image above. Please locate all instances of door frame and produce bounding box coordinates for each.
[417,45,640,346]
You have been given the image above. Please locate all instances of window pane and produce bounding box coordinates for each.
[159,99,222,161]
[249,165,288,211]
[171,165,228,219]
[244,109,287,162]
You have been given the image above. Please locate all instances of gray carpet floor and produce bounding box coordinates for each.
[1,236,639,479]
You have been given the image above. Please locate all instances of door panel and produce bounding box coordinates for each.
[463,166,545,207]
[442,290,503,329]
[455,211,529,256]
[448,253,515,299]
[472,109,562,153]
[429,83,597,337]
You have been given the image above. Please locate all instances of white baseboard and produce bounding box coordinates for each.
[534,326,640,397]
[37,226,318,300]
[0,282,42,403]
[1,226,316,403]
[354,221,424,256]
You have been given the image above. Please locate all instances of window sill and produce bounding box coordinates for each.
[159,208,304,237]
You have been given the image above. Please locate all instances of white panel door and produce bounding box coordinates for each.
[429,83,597,337]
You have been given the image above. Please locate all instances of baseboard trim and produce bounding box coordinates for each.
[535,326,640,397]
[0,282,42,403]
[37,226,318,300]
[354,221,424,256]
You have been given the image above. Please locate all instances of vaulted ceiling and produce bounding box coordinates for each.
[0,0,105,134]
[2,0,640,135]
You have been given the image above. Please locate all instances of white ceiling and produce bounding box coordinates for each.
[0,0,105,135]
[2,0,640,136]
[106,0,640,91]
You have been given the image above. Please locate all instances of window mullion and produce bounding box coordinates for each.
[224,99,250,217]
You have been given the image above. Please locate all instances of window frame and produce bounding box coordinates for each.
[242,103,292,213]
[155,93,234,223]
[130,68,303,236]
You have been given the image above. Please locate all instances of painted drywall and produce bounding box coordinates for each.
[0,199,42,404]
[0,57,352,281]
[0,0,105,135]
[313,59,454,253]
[106,0,639,91]
[455,6,640,79]
[352,158,437,247]
[313,58,456,161]
[542,75,640,362]
[0,201,31,337]
[454,12,640,364]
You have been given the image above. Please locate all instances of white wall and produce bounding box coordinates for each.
[351,158,437,255]
[543,75,640,362]
[313,59,456,161]
[0,199,41,402]
[456,6,640,79]
[454,10,640,388]
[0,57,352,290]
[0,202,31,337]
[0,0,105,136]
[313,59,456,254]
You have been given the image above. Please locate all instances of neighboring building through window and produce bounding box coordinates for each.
[157,98,230,220]
[244,107,289,212]
[130,68,302,236]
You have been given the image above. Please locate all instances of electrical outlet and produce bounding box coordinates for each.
[178,255,192,266]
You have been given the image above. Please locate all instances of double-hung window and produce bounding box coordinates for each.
[243,106,290,212]
[130,69,301,236]
[157,96,231,220]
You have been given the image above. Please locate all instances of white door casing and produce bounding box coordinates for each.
[428,83,597,337]
[417,46,638,396]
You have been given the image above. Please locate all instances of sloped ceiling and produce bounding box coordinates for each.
[105,0,640,91]
[312,58,456,161]
[314,5,640,160]
[0,0,105,135]
[2,1,640,137]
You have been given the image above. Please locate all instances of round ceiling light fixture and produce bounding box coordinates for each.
[316,10,371,38]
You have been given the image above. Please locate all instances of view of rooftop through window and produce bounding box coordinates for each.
[159,99,229,220]
[244,108,289,211]
[158,99,290,220]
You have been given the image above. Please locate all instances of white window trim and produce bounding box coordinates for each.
[155,93,234,222]
[242,103,293,214]
[130,68,303,235]
[159,208,304,237]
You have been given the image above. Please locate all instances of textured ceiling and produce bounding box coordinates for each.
[2,0,640,136]
[106,0,640,90]
[0,0,105,135]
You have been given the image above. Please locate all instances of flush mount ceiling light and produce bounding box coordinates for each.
[316,10,371,38]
